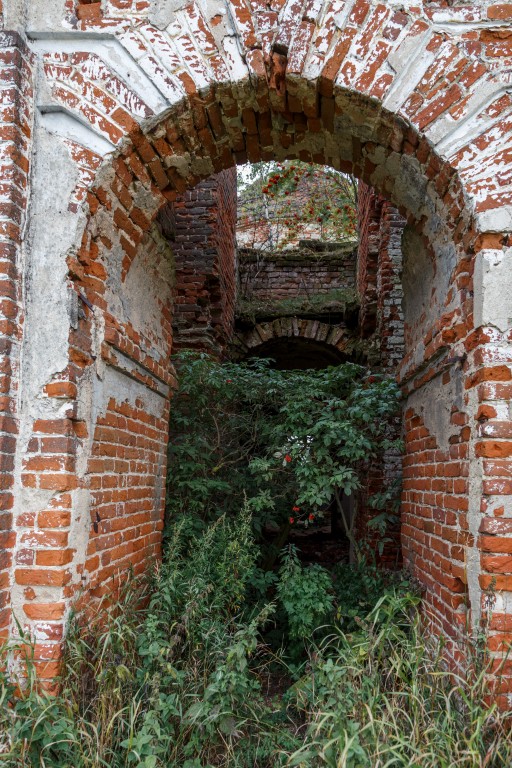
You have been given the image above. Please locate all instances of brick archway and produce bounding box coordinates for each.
[1,1,512,700]
[232,318,351,367]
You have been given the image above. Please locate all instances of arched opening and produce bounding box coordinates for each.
[22,81,474,660]
[224,160,391,568]
[67,81,469,622]
[246,336,347,369]
[14,19,510,697]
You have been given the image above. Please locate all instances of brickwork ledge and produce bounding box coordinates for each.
[238,240,357,266]
[236,287,360,326]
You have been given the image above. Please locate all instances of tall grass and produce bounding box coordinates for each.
[0,515,510,767]
[287,595,510,767]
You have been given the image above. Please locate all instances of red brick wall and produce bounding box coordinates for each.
[84,393,169,599]
[0,31,34,640]
[402,399,470,650]
[399,224,475,671]
[72,222,174,599]
[14,171,174,677]
[357,183,474,656]
[171,169,237,356]
[81,228,174,601]
[238,241,357,304]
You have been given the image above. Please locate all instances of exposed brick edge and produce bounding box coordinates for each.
[0,30,34,639]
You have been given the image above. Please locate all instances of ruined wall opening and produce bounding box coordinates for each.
[216,160,400,570]
[38,91,468,650]
[79,85,470,643]
[14,51,497,690]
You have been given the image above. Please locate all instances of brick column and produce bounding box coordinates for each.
[376,202,405,373]
[170,169,237,357]
[356,185,405,564]
[357,183,405,371]
[0,31,34,640]
[357,182,382,339]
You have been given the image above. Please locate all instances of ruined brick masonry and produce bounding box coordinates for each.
[0,0,512,704]
[357,181,405,373]
[238,240,357,306]
[234,239,362,367]
[0,30,34,642]
[166,168,237,356]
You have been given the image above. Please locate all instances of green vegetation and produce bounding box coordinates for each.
[1,354,511,766]
[237,161,357,250]
[236,287,360,324]
[166,352,401,560]
[1,519,511,766]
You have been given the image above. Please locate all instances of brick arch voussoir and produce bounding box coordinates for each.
[67,73,482,402]
[233,318,350,362]
[37,0,512,256]
[144,81,473,245]
[76,76,476,293]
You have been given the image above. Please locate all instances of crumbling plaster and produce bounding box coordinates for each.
[475,249,512,334]
[10,120,86,622]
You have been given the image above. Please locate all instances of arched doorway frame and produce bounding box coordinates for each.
[4,2,511,701]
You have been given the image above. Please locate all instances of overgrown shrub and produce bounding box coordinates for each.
[1,516,511,767]
[167,352,402,558]
[277,545,334,644]
[2,357,510,767]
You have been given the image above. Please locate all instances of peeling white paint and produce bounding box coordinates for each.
[39,109,115,155]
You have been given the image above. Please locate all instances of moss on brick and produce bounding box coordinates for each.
[236,286,360,324]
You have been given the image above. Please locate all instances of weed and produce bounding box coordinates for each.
[1,517,510,767]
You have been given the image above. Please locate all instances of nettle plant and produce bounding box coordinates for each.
[237,161,357,250]
[166,352,402,560]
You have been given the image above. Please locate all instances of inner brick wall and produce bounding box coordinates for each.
[357,183,474,653]
[169,169,237,356]
[402,400,471,648]
[238,241,357,304]
[82,229,175,601]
